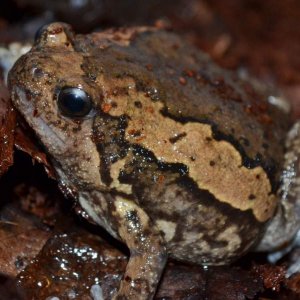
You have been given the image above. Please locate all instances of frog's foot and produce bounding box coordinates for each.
[256,121,300,258]
[256,202,300,252]
[286,230,300,276]
[111,196,167,300]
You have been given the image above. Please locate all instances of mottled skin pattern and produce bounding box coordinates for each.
[8,23,296,299]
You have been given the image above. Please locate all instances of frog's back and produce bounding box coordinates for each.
[76,29,288,173]
[78,29,290,263]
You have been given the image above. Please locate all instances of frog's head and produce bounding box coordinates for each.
[8,23,106,191]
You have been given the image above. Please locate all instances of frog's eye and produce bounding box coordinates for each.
[57,87,92,118]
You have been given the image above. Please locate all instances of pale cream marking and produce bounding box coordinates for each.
[79,191,119,240]
[215,225,241,253]
[180,225,241,259]
[113,196,153,250]
[98,76,276,222]
[79,194,105,226]
[110,158,132,194]
[156,220,177,242]
[182,231,204,245]
[114,197,149,224]
[179,232,227,261]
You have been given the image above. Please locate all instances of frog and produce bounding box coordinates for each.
[7,22,300,299]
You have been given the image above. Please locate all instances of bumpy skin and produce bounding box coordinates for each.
[8,23,291,299]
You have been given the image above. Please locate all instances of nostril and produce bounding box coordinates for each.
[25,89,33,101]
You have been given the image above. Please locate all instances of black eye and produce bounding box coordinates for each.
[57,87,92,118]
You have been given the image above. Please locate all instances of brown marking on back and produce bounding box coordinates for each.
[99,76,276,222]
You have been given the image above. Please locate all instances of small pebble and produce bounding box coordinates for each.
[90,284,104,300]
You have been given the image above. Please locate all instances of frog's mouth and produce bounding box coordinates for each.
[12,86,68,152]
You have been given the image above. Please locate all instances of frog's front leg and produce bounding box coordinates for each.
[111,196,167,300]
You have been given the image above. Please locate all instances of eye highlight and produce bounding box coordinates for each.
[57,87,92,118]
